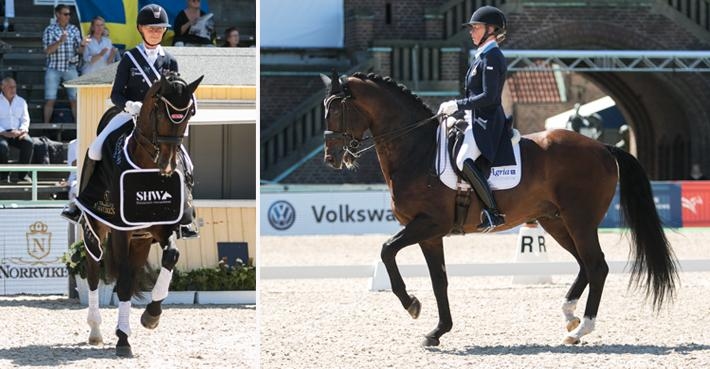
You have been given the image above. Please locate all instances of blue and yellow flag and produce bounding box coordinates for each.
[74,0,210,49]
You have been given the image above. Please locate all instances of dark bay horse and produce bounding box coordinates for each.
[321,72,678,346]
[80,72,202,356]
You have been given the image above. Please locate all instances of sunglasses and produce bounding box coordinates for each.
[61,12,71,16]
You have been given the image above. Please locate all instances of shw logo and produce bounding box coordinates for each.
[682,195,704,214]
[268,200,296,230]
[136,191,173,201]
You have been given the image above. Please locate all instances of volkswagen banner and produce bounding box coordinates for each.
[261,190,402,235]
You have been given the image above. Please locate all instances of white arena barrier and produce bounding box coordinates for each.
[512,222,553,284]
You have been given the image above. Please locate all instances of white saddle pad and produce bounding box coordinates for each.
[435,119,522,191]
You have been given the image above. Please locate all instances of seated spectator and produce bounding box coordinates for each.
[0,77,33,184]
[173,0,216,47]
[222,27,239,47]
[81,16,118,75]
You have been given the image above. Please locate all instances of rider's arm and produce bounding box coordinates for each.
[455,51,504,110]
[110,55,131,110]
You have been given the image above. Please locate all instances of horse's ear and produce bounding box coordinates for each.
[187,75,204,94]
[329,69,341,95]
[159,76,170,95]
[320,73,332,90]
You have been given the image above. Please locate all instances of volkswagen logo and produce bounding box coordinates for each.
[268,200,296,230]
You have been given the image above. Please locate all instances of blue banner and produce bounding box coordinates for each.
[600,182,682,228]
[74,0,209,49]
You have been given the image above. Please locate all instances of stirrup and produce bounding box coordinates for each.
[60,202,82,224]
[477,209,505,233]
[177,224,199,239]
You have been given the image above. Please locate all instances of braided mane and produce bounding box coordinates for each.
[351,72,434,115]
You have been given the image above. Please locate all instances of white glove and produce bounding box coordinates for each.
[125,101,143,116]
[437,100,458,116]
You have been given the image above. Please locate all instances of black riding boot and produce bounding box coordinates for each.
[60,158,98,224]
[461,159,505,232]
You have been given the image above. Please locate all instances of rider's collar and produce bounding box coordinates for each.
[474,40,498,59]
[139,43,165,57]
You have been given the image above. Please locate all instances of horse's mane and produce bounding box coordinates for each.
[351,72,434,116]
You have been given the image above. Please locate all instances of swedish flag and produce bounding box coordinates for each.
[74,0,210,49]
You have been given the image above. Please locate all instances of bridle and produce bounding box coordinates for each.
[133,78,195,163]
[323,87,442,159]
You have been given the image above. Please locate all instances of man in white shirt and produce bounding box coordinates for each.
[0,77,34,183]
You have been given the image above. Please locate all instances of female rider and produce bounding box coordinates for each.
[438,5,508,232]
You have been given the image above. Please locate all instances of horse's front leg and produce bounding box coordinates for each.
[112,231,133,357]
[380,216,446,326]
[142,233,179,330]
[419,237,452,346]
[83,225,104,345]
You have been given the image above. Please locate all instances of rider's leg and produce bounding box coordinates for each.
[62,112,132,223]
[455,127,504,232]
[88,111,132,161]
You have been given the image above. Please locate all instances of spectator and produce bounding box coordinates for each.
[173,0,215,47]
[689,163,707,180]
[222,27,239,47]
[0,77,33,184]
[81,16,118,75]
[42,4,86,123]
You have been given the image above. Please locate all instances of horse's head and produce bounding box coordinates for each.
[137,72,203,176]
[321,71,371,169]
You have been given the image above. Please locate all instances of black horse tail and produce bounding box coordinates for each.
[606,145,678,309]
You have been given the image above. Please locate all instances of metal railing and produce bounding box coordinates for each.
[0,165,76,205]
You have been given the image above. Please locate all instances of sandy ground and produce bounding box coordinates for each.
[0,296,256,369]
[260,230,710,369]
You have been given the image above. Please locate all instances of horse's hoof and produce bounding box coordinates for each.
[116,345,133,357]
[407,296,421,319]
[141,309,161,329]
[88,336,103,345]
[566,317,581,332]
[422,336,440,347]
[563,336,580,345]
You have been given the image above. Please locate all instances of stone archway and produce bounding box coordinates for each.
[502,20,710,179]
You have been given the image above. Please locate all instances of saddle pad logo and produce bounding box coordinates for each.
[136,190,173,204]
[268,200,296,230]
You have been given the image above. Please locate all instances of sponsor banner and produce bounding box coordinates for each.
[600,182,682,228]
[680,181,710,227]
[0,208,69,294]
[261,191,402,235]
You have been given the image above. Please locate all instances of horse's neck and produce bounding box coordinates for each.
[371,115,435,183]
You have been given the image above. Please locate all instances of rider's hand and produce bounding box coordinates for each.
[125,101,143,116]
[437,100,458,116]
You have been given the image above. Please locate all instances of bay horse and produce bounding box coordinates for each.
[80,72,202,356]
[321,72,678,346]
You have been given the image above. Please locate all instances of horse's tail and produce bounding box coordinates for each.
[606,145,678,309]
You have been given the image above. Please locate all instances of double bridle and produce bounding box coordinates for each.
[133,85,195,163]
[323,90,442,158]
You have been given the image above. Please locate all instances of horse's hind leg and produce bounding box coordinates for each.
[419,237,452,347]
[538,217,587,332]
[82,221,105,345]
[112,231,134,357]
[142,233,180,330]
[562,220,608,344]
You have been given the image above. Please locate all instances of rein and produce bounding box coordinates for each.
[323,93,443,158]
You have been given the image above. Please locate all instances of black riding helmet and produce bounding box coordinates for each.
[137,4,171,27]
[463,6,507,46]
[137,4,170,47]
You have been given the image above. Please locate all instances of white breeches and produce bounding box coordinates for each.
[88,111,133,160]
[454,113,482,171]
